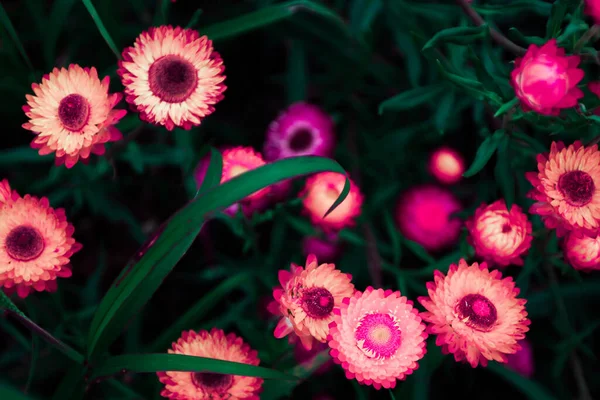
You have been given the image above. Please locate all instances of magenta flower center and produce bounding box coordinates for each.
[289,128,314,152]
[192,372,233,392]
[5,225,45,262]
[456,294,497,331]
[354,312,402,359]
[501,223,512,233]
[58,94,90,131]
[558,170,595,206]
[148,55,198,103]
[301,287,334,318]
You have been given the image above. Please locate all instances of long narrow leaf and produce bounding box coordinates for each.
[0,4,34,72]
[81,0,121,59]
[203,0,344,41]
[90,354,296,381]
[86,156,349,359]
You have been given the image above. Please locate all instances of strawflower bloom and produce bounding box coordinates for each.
[221,147,270,202]
[506,339,534,378]
[510,39,584,116]
[158,329,262,399]
[466,200,532,267]
[585,0,600,25]
[526,140,600,237]
[418,259,530,368]
[0,184,82,298]
[0,179,17,204]
[264,102,335,161]
[23,64,126,168]
[395,185,462,251]
[328,287,427,389]
[563,230,600,271]
[428,147,465,185]
[118,25,226,130]
[302,234,342,263]
[270,254,355,350]
[300,172,363,231]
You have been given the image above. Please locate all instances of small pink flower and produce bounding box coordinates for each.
[510,39,584,116]
[300,172,363,232]
[302,234,342,263]
[506,339,534,378]
[395,185,462,252]
[563,230,600,271]
[428,147,465,185]
[466,200,532,267]
[328,287,427,389]
[585,0,600,25]
[264,102,335,161]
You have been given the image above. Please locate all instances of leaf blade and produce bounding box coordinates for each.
[463,130,505,178]
[81,0,121,59]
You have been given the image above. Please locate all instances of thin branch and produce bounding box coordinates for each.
[456,0,526,56]
[574,24,600,53]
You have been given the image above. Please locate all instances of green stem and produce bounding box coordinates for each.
[574,24,600,53]
[4,309,84,364]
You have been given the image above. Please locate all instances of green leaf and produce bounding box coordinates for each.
[185,8,204,28]
[474,0,551,16]
[422,25,489,52]
[463,130,506,177]
[349,0,382,34]
[508,27,547,46]
[402,237,436,264]
[203,0,344,41]
[51,364,87,400]
[378,85,445,114]
[86,156,349,359]
[390,389,397,399]
[45,0,78,68]
[81,0,121,58]
[392,32,421,87]
[0,3,34,72]
[494,97,519,118]
[494,135,515,210]
[124,142,144,174]
[0,383,33,400]
[286,40,308,104]
[436,60,502,105]
[0,291,26,318]
[487,363,556,400]
[90,354,296,381]
[198,148,223,195]
[148,272,251,352]
[546,0,579,39]
[434,90,455,133]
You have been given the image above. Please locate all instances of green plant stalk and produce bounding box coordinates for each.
[4,309,84,364]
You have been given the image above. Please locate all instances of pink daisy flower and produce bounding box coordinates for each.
[428,147,465,185]
[0,186,82,298]
[563,230,600,271]
[418,259,530,368]
[264,102,335,161]
[510,39,584,116]
[327,287,428,389]
[466,200,532,267]
[22,64,126,168]
[157,329,262,399]
[526,140,600,237]
[118,25,226,131]
[506,339,534,378]
[270,254,355,350]
[395,184,462,251]
[300,172,363,231]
